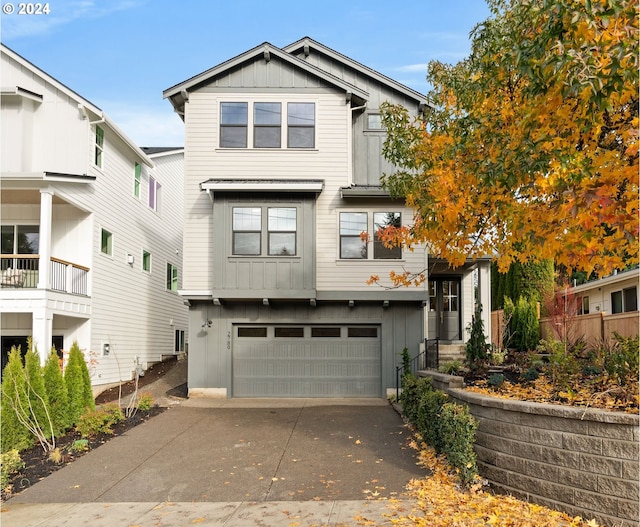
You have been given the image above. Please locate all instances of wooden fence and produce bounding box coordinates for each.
[491,309,638,348]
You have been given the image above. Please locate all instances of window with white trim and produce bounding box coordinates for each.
[149,176,161,212]
[142,250,151,272]
[339,212,402,260]
[219,101,315,149]
[100,228,112,256]
[232,206,297,256]
[174,329,185,352]
[166,263,178,291]
[94,126,104,168]
[134,162,141,198]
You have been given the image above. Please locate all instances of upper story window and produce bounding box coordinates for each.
[134,162,141,198]
[287,103,315,148]
[220,102,248,148]
[142,250,151,272]
[366,113,384,131]
[149,176,161,212]
[1,225,39,255]
[339,211,402,260]
[219,101,315,149]
[100,228,113,256]
[166,262,178,291]
[232,206,297,256]
[254,102,281,148]
[94,126,104,168]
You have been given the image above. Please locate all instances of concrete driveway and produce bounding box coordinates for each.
[8,401,426,504]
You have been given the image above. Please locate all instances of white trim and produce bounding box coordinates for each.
[200,179,324,193]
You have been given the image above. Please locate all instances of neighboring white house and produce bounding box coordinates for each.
[570,267,638,316]
[164,37,491,398]
[0,44,188,386]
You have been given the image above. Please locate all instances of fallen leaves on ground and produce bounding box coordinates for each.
[465,376,639,414]
[384,436,602,527]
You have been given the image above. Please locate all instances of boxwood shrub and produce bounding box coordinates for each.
[400,374,478,487]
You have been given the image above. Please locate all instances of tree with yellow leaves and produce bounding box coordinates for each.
[379,0,638,280]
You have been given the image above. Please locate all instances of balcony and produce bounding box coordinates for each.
[1,255,89,296]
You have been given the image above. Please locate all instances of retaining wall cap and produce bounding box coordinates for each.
[445,388,639,425]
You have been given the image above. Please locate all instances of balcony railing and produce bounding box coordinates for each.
[1,255,89,296]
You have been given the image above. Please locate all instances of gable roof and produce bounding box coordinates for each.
[1,44,153,168]
[163,38,428,116]
[283,37,428,105]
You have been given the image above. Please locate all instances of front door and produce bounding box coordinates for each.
[427,279,461,341]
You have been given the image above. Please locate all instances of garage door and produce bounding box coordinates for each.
[232,325,381,397]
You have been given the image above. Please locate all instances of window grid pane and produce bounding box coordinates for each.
[340,212,368,259]
[287,103,315,148]
[373,212,401,260]
[221,102,248,148]
[101,229,112,255]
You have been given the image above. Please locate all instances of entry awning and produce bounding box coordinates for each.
[200,178,324,193]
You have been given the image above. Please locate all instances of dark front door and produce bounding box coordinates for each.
[427,279,461,341]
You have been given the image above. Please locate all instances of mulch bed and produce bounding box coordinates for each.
[2,359,180,502]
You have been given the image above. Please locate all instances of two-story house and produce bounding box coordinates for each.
[0,44,188,387]
[164,37,491,398]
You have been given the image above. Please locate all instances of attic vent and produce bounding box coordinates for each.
[303,44,310,57]
[264,49,271,63]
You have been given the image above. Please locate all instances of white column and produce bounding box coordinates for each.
[38,189,53,290]
[478,261,492,342]
[32,308,53,365]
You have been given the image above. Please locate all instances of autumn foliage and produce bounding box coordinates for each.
[379,0,638,278]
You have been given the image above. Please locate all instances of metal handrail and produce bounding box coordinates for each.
[396,338,439,400]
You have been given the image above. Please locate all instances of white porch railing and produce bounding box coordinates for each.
[0,255,89,296]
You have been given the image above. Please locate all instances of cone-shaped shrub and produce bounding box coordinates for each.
[24,343,52,439]
[64,342,95,425]
[43,348,70,436]
[0,347,32,452]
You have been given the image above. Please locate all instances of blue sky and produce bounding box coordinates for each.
[1,0,490,147]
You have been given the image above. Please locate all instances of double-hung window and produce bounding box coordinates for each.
[232,207,261,255]
[142,250,151,272]
[232,206,297,256]
[339,212,402,260]
[268,208,296,255]
[287,103,315,148]
[254,102,281,148]
[95,126,104,168]
[340,212,368,259]
[220,102,248,148]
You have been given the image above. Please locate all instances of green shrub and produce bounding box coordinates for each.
[465,305,489,370]
[438,360,463,375]
[522,367,540,382]
[24,344,51,439]
[505,296,540,352]
[0,449,24,488]
[438,403,478,487]
[65,342,95,426]
[137,393,154,411]
[43,348,70,436]
[603,333,640,384]
[0,347,33,453]
[400,374,478,487]
[75,403,123,438]
[68,439,89,454]
[488,373,505,389]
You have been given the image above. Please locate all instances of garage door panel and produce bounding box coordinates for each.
[233,325,381,397]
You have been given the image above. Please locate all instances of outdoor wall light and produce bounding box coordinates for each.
[127,254,135,265]
[102,343,110,355]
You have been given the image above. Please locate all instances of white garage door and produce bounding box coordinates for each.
[232,325,381,397]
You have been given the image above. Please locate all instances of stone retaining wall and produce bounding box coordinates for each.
[420,373,639,527]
